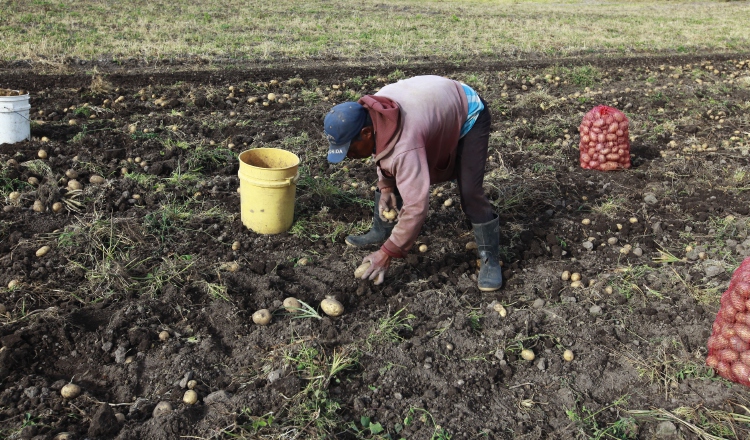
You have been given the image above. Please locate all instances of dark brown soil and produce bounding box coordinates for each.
[1,52,750,439]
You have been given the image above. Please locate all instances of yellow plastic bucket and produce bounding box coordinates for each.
[238,148,300,234]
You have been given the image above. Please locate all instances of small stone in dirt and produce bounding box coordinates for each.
[24,386,40,399]
[394,392,403,400]
[267,368,284,383]
[589,305,603,315]
[179,371,194,389]
[114,346,127,364]
[204,390,231,404]
[88,403,120,438]
[532,298,545,309]
[643,193,658,204]
[582,241,594,251]
[655,420,678,437]
[536,358,547,370]
[152,401,173,418]
[705,265,724,278]
[115,412,126,423]
[633,247,643,257]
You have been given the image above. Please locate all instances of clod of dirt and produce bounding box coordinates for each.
[252,309,272,325]
[152,401,173,418]
[88,403,119,438]
[61,383,81,399]
[321,297,344,317]
[183,390,198,405]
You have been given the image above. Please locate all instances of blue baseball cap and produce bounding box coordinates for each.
[324,102,367,163]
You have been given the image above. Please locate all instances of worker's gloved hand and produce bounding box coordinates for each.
[361,249,391,285]
[378,188,399,223]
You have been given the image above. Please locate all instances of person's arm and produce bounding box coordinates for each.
[381,149,430,257]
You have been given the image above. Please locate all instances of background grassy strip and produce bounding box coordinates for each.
[1,0,749,62]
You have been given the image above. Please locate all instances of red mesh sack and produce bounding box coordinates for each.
[578,105,631,171]
[706,257,750,386]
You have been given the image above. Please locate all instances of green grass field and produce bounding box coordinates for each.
[1,0,749,62]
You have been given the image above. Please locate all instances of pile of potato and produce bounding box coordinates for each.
[0,88,25,96]
[706,257,750,386]
[578,105,631,171]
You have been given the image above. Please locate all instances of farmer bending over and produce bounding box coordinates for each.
[323,75,502,291]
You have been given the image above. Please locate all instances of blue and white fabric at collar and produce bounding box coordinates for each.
[459,83,485,138]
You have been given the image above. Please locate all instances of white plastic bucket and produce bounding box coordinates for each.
[0,92,31,145]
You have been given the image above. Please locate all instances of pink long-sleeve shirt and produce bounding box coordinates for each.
[367,76,468,257]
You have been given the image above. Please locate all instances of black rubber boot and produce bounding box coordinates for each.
[472,215,503,291]
[345,190,397,247]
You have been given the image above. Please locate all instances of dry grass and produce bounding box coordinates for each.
[1,1,749,62]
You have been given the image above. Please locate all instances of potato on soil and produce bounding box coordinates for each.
[354,261,371,279]
[252,309,271,325]
[283,297,301,312]
[418,244,428,253]
[563,349,575,362]
[61,383,81,399]
[520,349,535,361]
[183,390,198,405]
[36,246,50,257]
[159,331,170,341]
[321,297,344,317]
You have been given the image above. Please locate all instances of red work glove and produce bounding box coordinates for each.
[360,249,392,285]
[378,188,399,223]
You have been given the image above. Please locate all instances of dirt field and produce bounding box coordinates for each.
[1,53,750,439]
